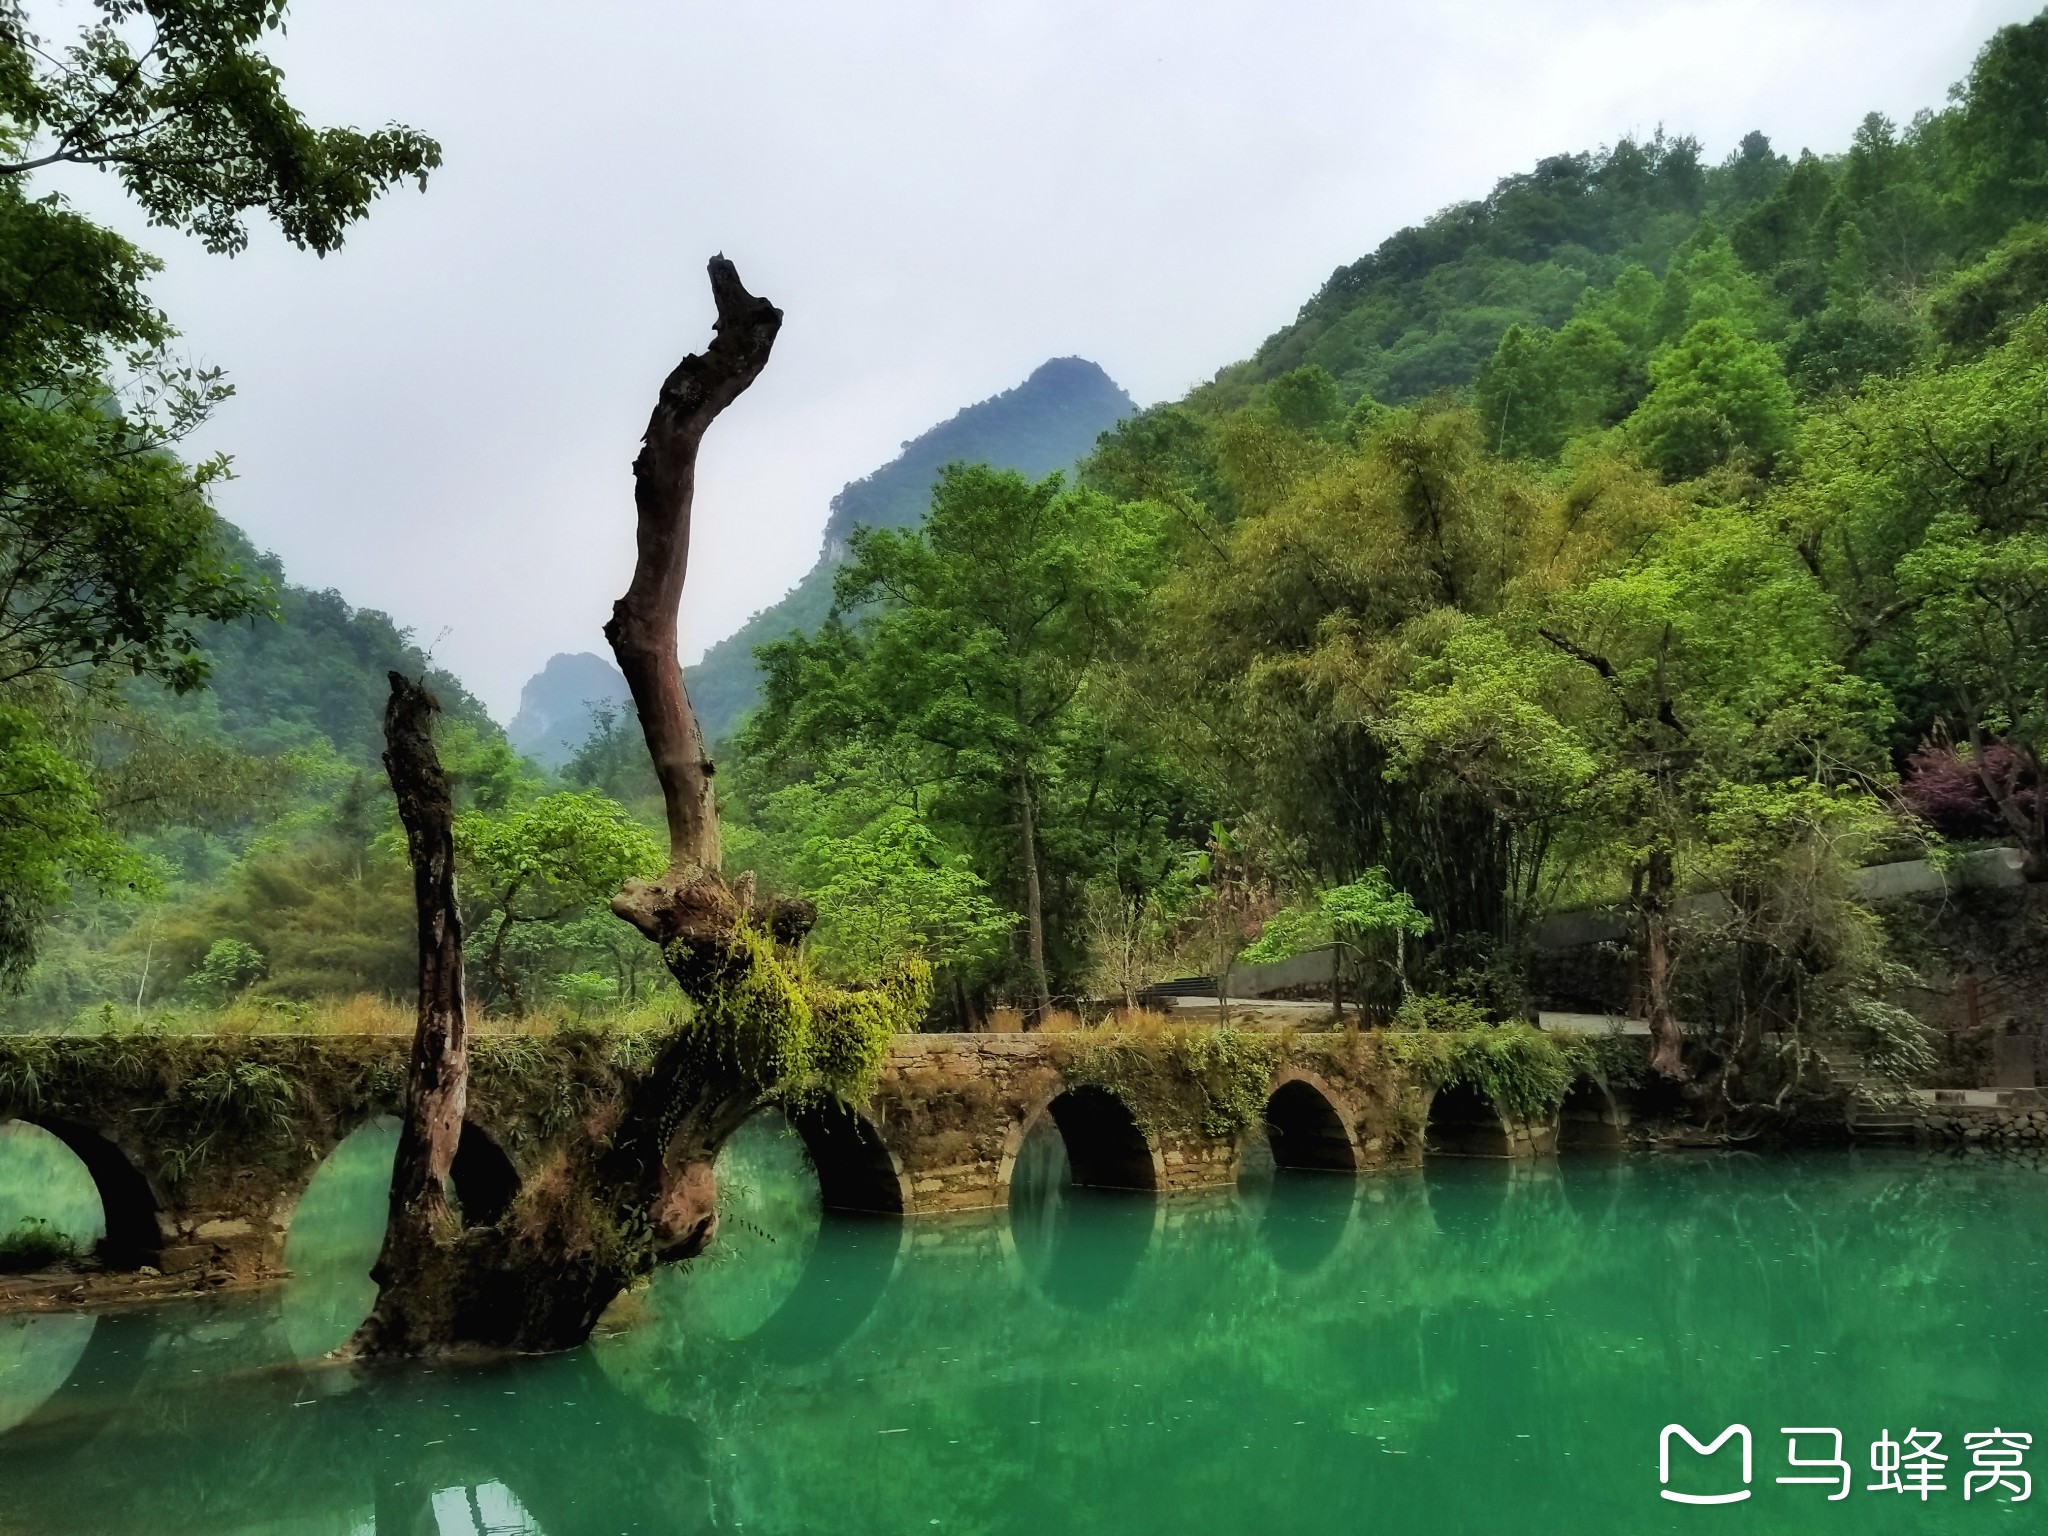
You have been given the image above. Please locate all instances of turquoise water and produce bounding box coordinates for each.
[2,1125,2047,1534]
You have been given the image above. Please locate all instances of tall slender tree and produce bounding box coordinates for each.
[751,465,1160,1023]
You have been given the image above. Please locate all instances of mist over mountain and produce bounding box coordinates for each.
[191,524,501,765]
[684,356,1136,742]
[506,651,631,769]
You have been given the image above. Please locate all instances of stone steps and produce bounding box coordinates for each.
[1816,1048,1919,1143]
[1845,1108,1917,1144]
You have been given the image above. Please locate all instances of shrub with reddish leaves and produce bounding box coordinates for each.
[1900,739,2035,840]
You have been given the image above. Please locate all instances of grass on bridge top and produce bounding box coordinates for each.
[2,996,1270,1043]
[0,992,695,1040]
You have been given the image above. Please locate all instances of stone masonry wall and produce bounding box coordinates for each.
[1,1027,1572,1290]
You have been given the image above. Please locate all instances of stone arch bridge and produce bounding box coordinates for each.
[0,1029,1651,1287]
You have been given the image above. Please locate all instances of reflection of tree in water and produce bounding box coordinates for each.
[591,1107,833,1418]
[5,1153,2048,1534]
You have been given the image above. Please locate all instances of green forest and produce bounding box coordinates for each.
[726,9,2048,1092]
[7,2,2048,1116]
[685,355,1135,740]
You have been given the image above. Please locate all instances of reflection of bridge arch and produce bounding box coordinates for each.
[601,1103,908,1382]
[1261,1072,1359,1174]
[1557,1148,1633,1226]
[1003,1185,1160,1314]
[0,1312,95,1441]
[740,1216,905,1364]
[1256,1174,1357,1276]
[600,1213,904,1386]
[0,1307,152,1464]
[997,1084,1160,1313]
[1423,1156,1579,1265]
[999,1085,1162,1200]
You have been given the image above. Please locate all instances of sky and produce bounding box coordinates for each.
[32,0,2043,719]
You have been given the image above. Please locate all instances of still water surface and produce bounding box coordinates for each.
[1,1124,2045,1535]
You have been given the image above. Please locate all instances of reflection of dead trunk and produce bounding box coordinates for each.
[353,673,469,1356]
[1017,760,1051,1027]
[1641,843,1687,1082]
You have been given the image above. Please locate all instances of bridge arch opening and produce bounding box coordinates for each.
[1425,1082,1512,1158]
[1036,1086,1158,1193]
[280,1115,398,1358]
[785,1100,905,1215]
[2,1117,156,1267]
[0,1119,108,1270]
[1555,1079,1623,1151]
[1263,1078,1357,1173]
[450,1122,520,1227]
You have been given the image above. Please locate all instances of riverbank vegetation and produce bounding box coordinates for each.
[725,11,2048,1106]
[3,6,2048,1127]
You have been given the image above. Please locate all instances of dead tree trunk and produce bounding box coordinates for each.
[352,673,469,1356]
[336,261,814,1357]
[1017,759,1052,1027]
[600,255,814,1251]
[604,255,783,958]
[1641,843,1688,1082]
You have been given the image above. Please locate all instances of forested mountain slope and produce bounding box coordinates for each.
[735,8,2048,1071]
[6,529,516,1024]
[1192,132,1761,411]
[179,525,498,765]
[686,356,1134,741]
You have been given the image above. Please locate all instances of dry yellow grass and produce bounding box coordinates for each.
[976,1005,1172,1035]
[1100,1007,1175,1037]
[43,992,689,1039]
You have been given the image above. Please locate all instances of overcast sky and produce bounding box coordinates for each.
[36,0,2042,718]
